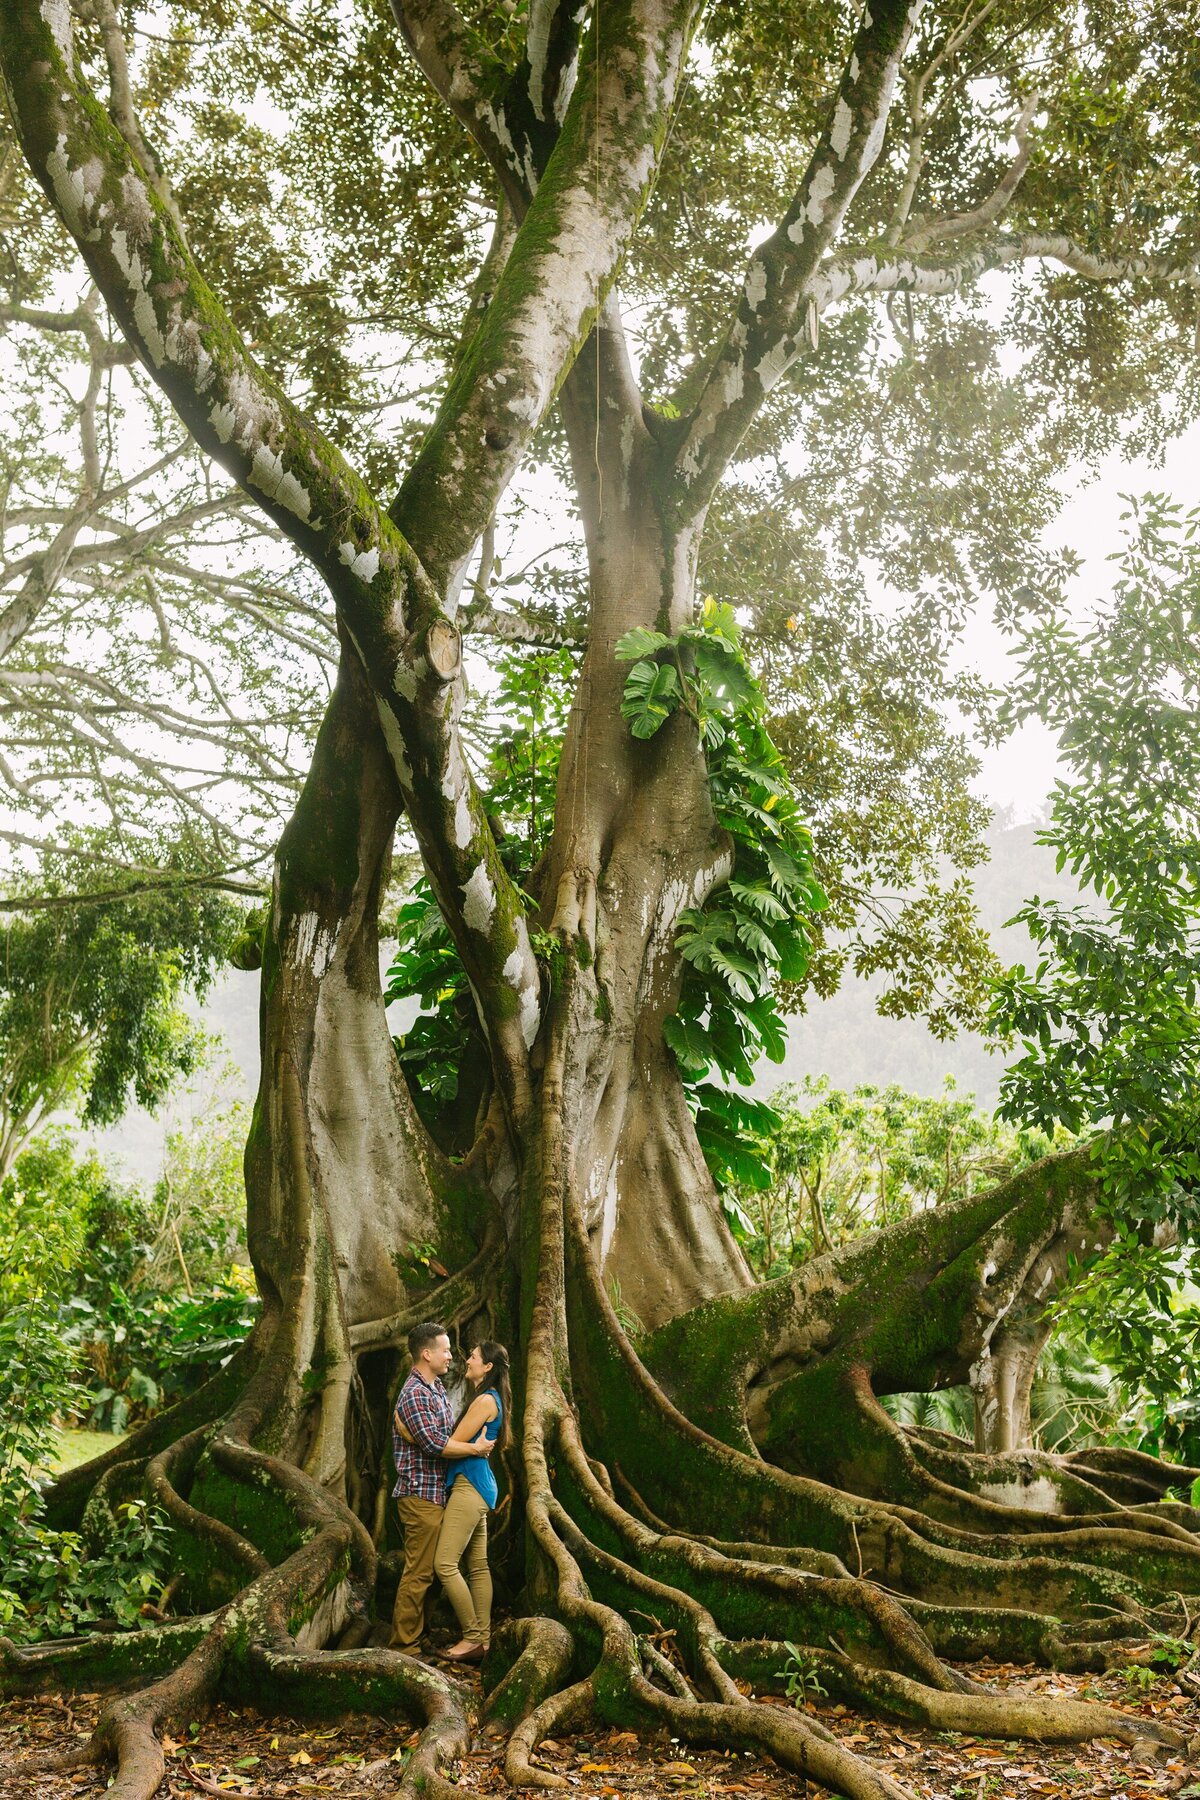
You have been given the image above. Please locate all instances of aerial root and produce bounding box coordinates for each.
[504,1677,596,1790]
[145,1428,269,1582]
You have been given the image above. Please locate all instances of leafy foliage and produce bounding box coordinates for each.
[0,841,243,1166]
[724,1077,1064,1279]
[0,1149,173,1642]
[1053,1232,1200,1465]
[0,1108,256,1435]
[991,499,1200,1233]
[617,601,827,1195]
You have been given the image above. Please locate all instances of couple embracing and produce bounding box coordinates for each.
[389,1320,510,1664]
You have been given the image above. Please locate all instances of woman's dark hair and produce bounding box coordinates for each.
[455,1340,512,1452]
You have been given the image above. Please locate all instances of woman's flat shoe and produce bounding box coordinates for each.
[446,1642,486,1663]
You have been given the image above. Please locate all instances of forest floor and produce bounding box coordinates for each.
[1,1655,1197,1799]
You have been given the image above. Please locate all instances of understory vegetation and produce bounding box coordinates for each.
[0,1097,255,1643]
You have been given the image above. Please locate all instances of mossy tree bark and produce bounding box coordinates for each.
[3,1,1200,1796]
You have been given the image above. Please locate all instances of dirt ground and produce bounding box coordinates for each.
[1,1659,1197,1799]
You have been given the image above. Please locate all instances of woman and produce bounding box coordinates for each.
[433,1339,510,1662]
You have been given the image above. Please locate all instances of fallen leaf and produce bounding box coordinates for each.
[660,1762,697,1775]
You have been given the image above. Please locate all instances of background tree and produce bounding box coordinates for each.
[3,4,1200,1799]
[990,496,1200,1467]
[0,147,333,885]
[0,838,239,1172]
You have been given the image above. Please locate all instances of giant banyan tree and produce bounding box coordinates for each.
[3,0,1200,1795]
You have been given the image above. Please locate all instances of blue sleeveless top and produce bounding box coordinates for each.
[446,1388,502,1510]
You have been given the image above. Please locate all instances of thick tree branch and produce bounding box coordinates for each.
[0,0,547,1111]
[675,228,1200,444]
[669,0,922,514]
[79,0,185,234]
[390,0,699,595]
[523,0,589,132]
[387,0,526,210]
[462,601,584,648]
[899,88,1039,254]
[818,231,1200,307]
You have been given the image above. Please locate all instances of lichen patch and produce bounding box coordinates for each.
[461,861,496,934]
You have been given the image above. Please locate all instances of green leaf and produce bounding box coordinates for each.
[734,915,779,963]
[743,994,787,1061]
[620,659,681,739]
[694,1112,772,1190]
[615,626,672,662]
[729,880,789,920]
[663,1014,713,1073]
[775,926,811,983]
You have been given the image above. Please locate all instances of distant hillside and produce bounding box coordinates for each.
[86,817,1077,1179]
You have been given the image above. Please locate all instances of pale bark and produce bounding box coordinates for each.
[7,8,1200,1798]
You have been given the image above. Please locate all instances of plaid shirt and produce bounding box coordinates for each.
[392,1368,454,1504]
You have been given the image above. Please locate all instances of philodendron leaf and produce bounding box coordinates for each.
[620,659,680,738]
[663,1013,713,1073]
[615,626,673,662]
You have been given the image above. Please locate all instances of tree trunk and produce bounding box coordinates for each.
[17,475,1200,1800]
[6,7,1200,1790]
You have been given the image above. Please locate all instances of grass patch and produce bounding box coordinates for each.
[49,1426,127,1472]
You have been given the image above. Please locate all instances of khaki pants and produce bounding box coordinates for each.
[390,1495,445,1652]
[433,1479,491,1646]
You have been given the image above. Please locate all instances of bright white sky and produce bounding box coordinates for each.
[963,417,1200,819]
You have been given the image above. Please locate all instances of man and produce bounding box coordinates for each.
[390,1320,455,1654]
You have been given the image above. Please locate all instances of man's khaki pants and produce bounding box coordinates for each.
[390,1495,444,1652]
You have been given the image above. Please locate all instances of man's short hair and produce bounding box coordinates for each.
[407,1320,448,1361]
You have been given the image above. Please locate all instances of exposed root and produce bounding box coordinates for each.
[1063,1444,1200,1508]
[40,1346,257,1532]
[640,1636,696,1700]
[715,1637,1191,1749]
[482,1617,576,1727]
[11,969,1200,1800]
[628,1681,913,1800]
[245,1642,475,1800]
[0,1739,103,1778]
[145,1428,270,1588]
[505,1678,595,1791]
[0,1614,218,1695]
